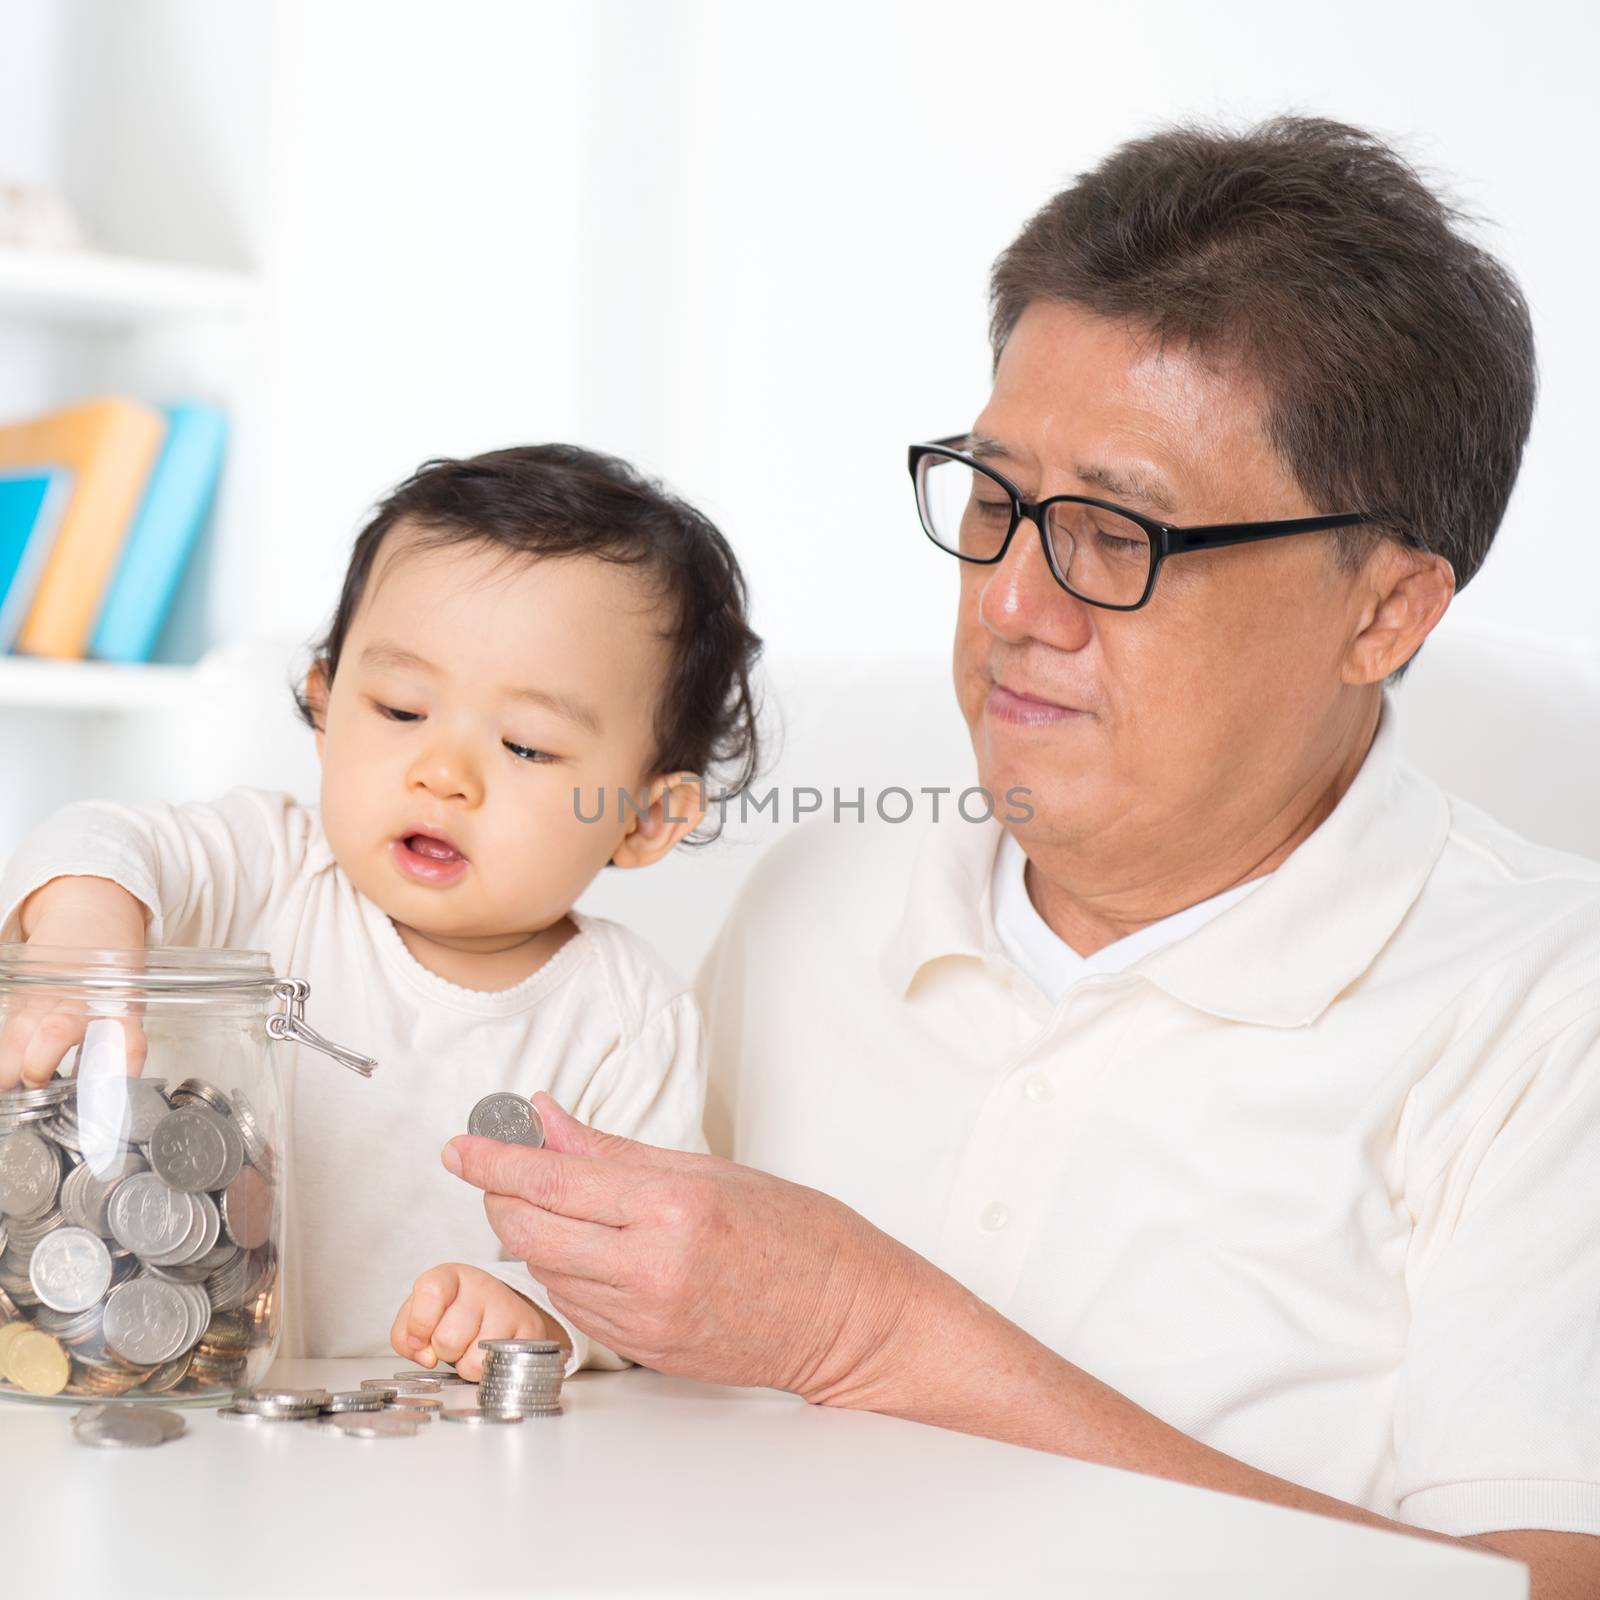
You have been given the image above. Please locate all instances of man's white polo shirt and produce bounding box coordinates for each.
[697,695,1600,1537]
[991,829,1272,1003]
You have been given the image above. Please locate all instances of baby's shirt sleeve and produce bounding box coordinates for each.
[472,986,709,1375]
[0,789,314,950]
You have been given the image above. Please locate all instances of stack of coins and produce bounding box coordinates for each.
[320,1388,390,1415]
[477,1338,565,1417]
[0,1073,279,1402]
[218,1386,327,1422]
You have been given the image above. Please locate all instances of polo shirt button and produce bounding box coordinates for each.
[980,1201,1011,1232]
[1024,1074,1054,1104]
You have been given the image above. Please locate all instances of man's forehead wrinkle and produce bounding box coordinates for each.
[1072,461,1179,515]
[964,427,1181,515]
[966,432,1018,462]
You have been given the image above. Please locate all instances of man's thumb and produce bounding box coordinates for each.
[533,1092,628,1157]
[531,1093,688,1168]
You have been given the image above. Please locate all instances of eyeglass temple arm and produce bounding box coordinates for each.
[1165,513,1373,556]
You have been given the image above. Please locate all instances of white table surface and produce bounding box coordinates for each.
[2,1358,1525,1598]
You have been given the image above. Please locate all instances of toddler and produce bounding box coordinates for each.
[0,443,761,1378]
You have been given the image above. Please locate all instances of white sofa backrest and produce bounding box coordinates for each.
[81,618,1600,987]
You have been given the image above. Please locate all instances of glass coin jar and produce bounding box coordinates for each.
[0,945,375,1405]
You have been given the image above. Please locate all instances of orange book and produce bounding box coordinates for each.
[0,397,166,659]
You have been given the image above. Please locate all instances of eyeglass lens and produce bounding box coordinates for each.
[916,453,1152,606]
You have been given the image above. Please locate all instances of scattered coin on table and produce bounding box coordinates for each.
[74,1401,187,1445]
[387,1376,443,1394]
[467,1092,544,1148]
[74,1406,173,1449]
[334,1411,423,1439]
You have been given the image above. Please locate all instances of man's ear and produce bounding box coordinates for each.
[1343,546,1455,686]
[611,773,707,870]
[304,660,331,759]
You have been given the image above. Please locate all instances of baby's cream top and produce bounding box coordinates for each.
[0,788,709,1373]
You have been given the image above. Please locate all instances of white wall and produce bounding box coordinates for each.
[4,0,1597,694]
[564,0,1600,653]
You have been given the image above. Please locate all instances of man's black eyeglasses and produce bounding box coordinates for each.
[909,436,1380,611]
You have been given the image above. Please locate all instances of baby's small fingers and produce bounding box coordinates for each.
[428,1294,486,1371]
[22,1009,83,1088]
[480,1296,544,1346]
[403,1266,459,1349]
[125,1020,150,1079]
[453,1340,488,1382]
[0,1011,39,1091]
[388,1296,416,1360]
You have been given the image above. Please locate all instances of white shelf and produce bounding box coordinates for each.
[0,246,257,324]
[0,657,196,712]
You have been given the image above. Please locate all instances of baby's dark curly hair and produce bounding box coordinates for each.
[292,443,763,845]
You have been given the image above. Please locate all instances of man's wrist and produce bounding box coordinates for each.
[791,1219,937,1410]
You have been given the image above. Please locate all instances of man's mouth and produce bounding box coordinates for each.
[986,680,1087,727]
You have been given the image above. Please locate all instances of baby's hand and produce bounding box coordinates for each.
[0,876,150,1090]
[390,1263,568,1381]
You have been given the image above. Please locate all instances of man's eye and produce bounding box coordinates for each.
[504,741,554,764]
[376,702,421,723]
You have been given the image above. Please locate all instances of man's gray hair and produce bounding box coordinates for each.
[991,116,1536,602]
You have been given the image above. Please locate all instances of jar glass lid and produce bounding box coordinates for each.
[0,945,274,993]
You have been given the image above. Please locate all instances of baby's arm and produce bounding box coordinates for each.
[389,1263,570,1380]
[0,790,315,1088]
[0,874,151,1087]
[0,788,310,951]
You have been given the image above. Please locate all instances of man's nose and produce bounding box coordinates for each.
[978,513,1095,649]
[407,735,484,806]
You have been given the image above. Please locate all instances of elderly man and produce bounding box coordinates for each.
[445,118,1600,1595]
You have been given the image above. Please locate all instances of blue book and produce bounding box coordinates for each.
[89,401,227,664]
[0,468,73,651]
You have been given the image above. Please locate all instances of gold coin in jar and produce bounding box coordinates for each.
[0,1319,29,1380]
[9,1329,70,1394]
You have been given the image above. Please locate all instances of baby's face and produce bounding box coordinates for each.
[313,526,673,951]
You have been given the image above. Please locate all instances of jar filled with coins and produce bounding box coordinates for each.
[0,945,375,1406]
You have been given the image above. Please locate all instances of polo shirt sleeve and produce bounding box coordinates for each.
[1394,997,1600,1536]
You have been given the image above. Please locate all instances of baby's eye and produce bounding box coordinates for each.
[504,741,555,764]
[375,702,422,723]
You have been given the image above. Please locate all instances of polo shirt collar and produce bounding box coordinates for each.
[882,692,1451,1028]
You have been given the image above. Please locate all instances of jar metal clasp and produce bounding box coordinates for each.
[267,979,377,1078]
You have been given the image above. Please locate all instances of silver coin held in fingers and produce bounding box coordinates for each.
[467,1093,545,1149]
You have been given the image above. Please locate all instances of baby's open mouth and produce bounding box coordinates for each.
[404,834,466,863]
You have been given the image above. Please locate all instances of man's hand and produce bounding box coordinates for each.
[390,1262,569,1381]
[0,876,150,1090]
[441,1095,939,1404]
